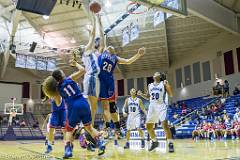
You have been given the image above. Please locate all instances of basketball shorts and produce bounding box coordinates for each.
[49,109,66,128]
[146,103,167,123]
[99,76,115,100]
[67,96,92,128]
[127,114,141,130]
[83,74,100,98]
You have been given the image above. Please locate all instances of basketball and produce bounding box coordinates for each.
[89,1,101,14]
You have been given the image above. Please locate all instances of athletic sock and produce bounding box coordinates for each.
[167,139,173,144]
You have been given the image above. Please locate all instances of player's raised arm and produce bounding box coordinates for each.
[117,47,145,65]
[85,15,96,54]
[122,98,129,117]
[97,14,105,53]
[137,90,150,100]
[69,61,85,82]
[164,80,173,98]
[139,99,147,115]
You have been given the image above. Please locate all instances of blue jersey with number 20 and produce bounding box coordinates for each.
[98,50,118,78]
[58,77,82,105]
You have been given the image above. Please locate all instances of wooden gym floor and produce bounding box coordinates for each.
[0,139,239,160]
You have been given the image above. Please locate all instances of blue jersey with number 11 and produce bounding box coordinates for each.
[58,77,82,105]
[98,50,118,78]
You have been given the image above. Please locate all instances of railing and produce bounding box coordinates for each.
[173,96,221,127]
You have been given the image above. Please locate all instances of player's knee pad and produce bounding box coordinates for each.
[110,102,117,113]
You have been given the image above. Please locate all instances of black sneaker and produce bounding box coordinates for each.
[124,142,130,149]
[168,142,174,153]
[148,141,159,152]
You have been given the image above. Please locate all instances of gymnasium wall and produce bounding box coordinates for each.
[168,32,240,101]
[0,66,46,112]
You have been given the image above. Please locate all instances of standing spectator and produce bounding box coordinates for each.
[214,82,223,96]
[233,87,240,95]
[223,80,230,97]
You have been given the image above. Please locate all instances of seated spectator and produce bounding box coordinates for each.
[233,109,240,122]
[231,120,240,140]
[207,122,216,140]
[188,106,193,113]
[233,87,240,95]
[223,118,233,139]
[214,120,224,140]
[173,112,179,121]
[20,120,26,127]
[32,121,39,129]
[222,110,229,121]
[223,80,230,97]
[181,102,187,116]
[213,82,223,96]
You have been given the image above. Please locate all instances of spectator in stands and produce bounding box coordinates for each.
[20,120,26,127]
[223,80,230,97]
[15,119,20,126]
[233,87,240,95]
[223,118,233,140]
[207,122,216,140]
[188,106,193,113]
[233,109,240,122]
[213,82,223,96]
[33,121,39,129]
[222,110,229,121]
[0,115,2,126]
[181,102,187,116]
[214,120,224,140]
[173,112,179,121]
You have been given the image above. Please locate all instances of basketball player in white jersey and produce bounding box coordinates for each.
[138,72,174,152]
[81,14,100,126]
[122,88,147,149]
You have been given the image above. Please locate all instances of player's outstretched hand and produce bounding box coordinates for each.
[70,59,77,67]
[137,90,143,96]
[138,47,145,56]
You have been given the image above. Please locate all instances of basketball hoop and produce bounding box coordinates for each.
[127,2,148,14]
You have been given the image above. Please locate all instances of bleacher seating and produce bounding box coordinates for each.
[168,96,215,123]
[224,94,240,118]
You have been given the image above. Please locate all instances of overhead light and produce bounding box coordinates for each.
[70,37,76,44]
[105,0,111,8]
[42,15,49,20]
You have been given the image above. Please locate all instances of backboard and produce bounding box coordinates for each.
[4,103,24,115]
[132,0,188,17]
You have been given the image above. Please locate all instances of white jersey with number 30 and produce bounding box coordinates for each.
[148,81,166,104]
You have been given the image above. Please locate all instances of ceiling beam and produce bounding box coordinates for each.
[187,0,240,35]
[1,9,22,79]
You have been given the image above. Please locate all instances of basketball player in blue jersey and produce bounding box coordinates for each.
[42,61,106,158]
[44,98,66,154]
[97,15,146,138]
[81,15,100,126]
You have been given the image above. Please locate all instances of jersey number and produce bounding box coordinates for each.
[151,93,160,100]
[103,62,112,73]
[130,106,136,112]
[64,85,76,97]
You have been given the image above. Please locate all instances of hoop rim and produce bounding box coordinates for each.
[127,2,148,15]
